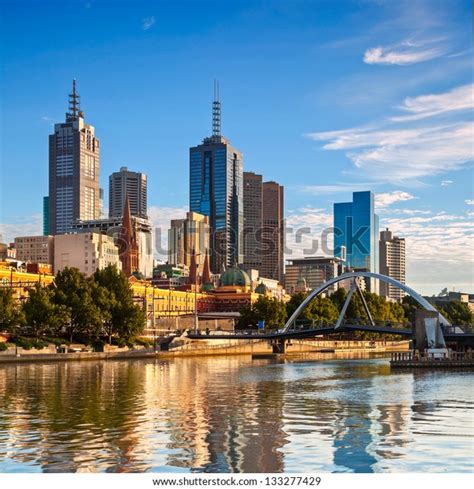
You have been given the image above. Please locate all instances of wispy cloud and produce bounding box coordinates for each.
[306,84,474,184]
[375,191,416,209]
[363,38,447,65]
[391,84,473,122]
[441,180,453,186]
[142,16,156,31]
[299,183,375,194]
[0,214,42,244]
[465,199,474,206]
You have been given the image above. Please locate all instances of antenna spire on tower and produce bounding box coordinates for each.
[67,78,82,121]
[212,79,221,137]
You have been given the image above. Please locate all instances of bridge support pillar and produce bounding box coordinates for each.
[272,339,286,354]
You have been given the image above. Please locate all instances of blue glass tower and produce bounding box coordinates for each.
[334,191,379,291]
[189,85,243,274]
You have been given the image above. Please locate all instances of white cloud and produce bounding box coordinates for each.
[142,16,156,31]
[364,46,445,66]
[375,191,416,209]
[306,84,474,184]
[465,199,474,205]
[391,84,473,122]
[0,214,43,244]
[300,183,375,194]
[441,180,453,186]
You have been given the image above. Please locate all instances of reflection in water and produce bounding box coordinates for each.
[0,356,472,473]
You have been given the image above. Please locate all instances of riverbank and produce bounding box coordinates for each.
[0,339,410,363]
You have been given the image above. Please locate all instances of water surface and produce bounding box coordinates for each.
[0,355,472,472]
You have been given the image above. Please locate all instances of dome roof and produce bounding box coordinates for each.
[219,266,251,287]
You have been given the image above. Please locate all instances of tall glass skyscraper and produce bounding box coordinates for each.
[189,85,243,273]
[334,191,379,291]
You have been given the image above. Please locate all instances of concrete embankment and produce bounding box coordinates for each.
[0,339,410,364]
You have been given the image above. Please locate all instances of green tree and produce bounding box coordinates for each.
[52,267,102,342]
[252,296,287,329]
[306,296,339,325]
[23,284,70,339]
[438,301,474,326]
[93,266,145,344]
[0,288,24,332]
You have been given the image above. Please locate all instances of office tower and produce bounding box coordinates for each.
[109,167,148,219]
[379,228,406,301]
[243,172,263,271]
[334,191,379,292]
[261,181,284,283]
[43,196,49,236]
[285,256,344,294]
[189,83,243,273]
[48,80,100,235]
[168,211,210,275]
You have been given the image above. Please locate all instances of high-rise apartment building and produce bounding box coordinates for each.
[243,172,263,271]
[379,228,406,301]
[109,167,148,219]
[168,211,210,275]
[334,191,379,292]
[189,84,243,273]
[261,181,284,283]
[48,80,101,235]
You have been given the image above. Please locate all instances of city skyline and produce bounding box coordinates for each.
[0,0,472,294]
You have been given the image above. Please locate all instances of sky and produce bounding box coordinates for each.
[0,0,472,295]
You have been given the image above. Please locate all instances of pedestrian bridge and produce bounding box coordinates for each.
[185,272,473,351]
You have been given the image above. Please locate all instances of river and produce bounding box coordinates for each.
[0,354,472,473]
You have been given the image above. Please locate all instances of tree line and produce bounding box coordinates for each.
[0,266,145,347]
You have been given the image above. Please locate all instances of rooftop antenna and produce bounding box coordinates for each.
[68,78,82,121]
[212,79,221,137]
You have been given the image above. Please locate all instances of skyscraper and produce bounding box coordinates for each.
[334,191,379,292]
[243,172,263,271]
[109,167,148,219]
[189,83,243,273]
[262,181,284,283]
[379,228,406,301]
[48,80,101,235]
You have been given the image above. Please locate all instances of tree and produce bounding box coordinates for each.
[306,296,339,325]
[22,284,70,339]
[438,301,474,326]
[93,265,145,344]
[237,296,287,330]
[0,288,24,332]
[52,268,102,342]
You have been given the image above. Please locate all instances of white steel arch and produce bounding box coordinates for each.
[282,271,450,332]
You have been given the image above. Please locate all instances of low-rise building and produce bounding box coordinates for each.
[14,235,54,265]
[54,232,121,276]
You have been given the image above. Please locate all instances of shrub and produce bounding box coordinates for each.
[0,342,8,352]
[135,337,153,348]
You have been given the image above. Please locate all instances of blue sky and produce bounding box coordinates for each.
[0,0,472,294]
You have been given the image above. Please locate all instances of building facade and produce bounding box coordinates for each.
[54,232,121,276]
[261,181,284,283]
[379,228,406,301]
[189,91,243,274]
[168,211,210,275]
[72,215,154,278]
[48,80,101,235]
[43,196,49,236]
[285,256,344,295]
[109,167,148,219]
[14,235,55,266]
[243,172,263,271]
[334,191,379,292]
